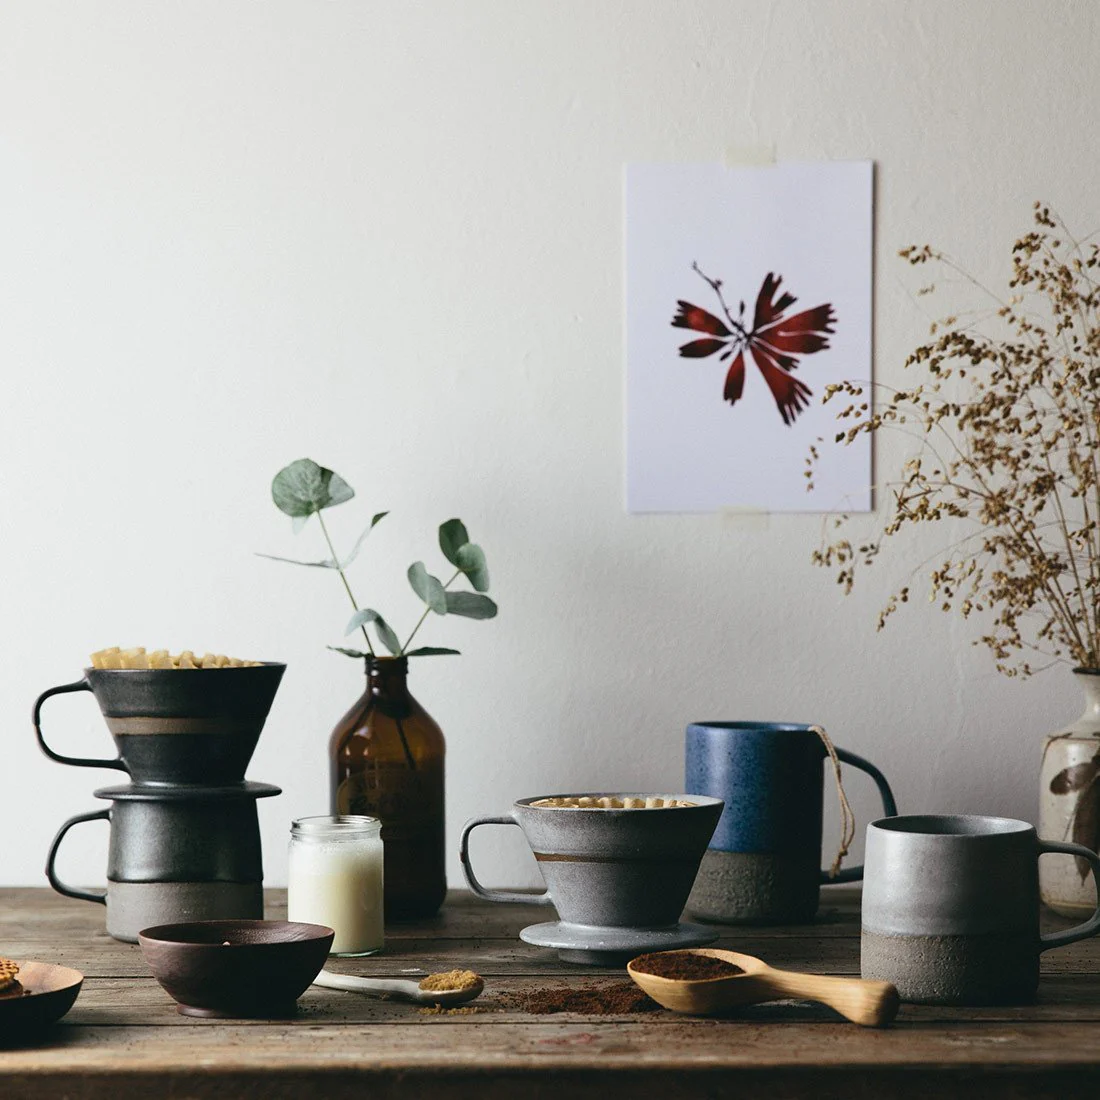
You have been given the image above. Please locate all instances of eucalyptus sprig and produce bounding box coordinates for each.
[259,458,498,660]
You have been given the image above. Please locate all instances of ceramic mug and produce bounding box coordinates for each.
[459,793,724,927]
[861,814,1100,1004]
[685,722,897,923]
[45,783,279,942]
[33,664,285,785]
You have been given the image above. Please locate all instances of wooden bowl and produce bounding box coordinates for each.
[138,919,334,1018]
[0,961,84,1037]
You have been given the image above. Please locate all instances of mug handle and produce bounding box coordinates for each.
[821,748,899,884]
[459,816,554,906]
[1038,840,1100,950]
[33,679,128,773]
[45,808,109,905]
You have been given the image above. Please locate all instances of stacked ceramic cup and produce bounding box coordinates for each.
[34,663,285,942]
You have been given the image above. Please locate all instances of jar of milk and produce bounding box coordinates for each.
[288,815,384,956]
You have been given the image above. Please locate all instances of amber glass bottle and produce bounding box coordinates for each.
[329,656,446,920]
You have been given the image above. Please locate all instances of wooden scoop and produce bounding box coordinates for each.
[627,948,899,1027]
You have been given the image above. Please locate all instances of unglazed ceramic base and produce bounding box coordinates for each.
[861,929,1039,1005]
[106,881,264,943]
[687,849,819,924]
[519,921,718,965]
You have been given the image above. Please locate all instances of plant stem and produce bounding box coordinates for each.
[317,511,375,658]
[693,261,749,339]
[401,569,462,653]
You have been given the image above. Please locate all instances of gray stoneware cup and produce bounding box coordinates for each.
[459,793,724,927]
[44,783,279,942]
[861,814,1100,1004]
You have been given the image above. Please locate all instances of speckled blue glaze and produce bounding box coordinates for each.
[686,723,825,853]
[686,722,897,877]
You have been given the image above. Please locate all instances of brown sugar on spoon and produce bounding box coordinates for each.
[418,970,482,994]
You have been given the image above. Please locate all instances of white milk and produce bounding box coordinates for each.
[287,816,384,956]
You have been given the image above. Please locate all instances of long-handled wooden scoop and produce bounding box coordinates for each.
[627,948,899,1027]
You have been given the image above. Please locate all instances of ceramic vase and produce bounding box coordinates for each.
[1039,668,1100,917]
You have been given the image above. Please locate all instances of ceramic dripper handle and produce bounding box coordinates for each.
[33,679,128,773]
[459,816,554,906]
[45,808,110,905]
[1038,840,1100,950]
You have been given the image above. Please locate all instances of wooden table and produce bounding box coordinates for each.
[2,886,1099,1098]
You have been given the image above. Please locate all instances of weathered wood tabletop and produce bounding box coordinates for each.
[2,886,1099,1098]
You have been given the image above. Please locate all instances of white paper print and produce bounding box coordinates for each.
[625,161,873,513]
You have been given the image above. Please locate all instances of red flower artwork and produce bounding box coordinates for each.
[672,263,837,425]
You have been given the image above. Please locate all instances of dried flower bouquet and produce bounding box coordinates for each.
[812,203,1100,678]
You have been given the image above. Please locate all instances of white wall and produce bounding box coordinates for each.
[2,0,1097,893]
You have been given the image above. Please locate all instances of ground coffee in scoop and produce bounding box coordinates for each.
[631,953,743,980]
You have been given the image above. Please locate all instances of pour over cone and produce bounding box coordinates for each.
[84,664,286,785]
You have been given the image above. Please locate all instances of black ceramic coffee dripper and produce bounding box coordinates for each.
[35,663,288,940]
[33,664,286,786]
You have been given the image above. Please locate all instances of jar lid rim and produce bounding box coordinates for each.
[292,814,381,834]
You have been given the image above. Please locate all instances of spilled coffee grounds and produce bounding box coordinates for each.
[630,952,743,980]
[501,982,660,1015]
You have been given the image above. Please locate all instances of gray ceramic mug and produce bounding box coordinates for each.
[861,814,1100,1004]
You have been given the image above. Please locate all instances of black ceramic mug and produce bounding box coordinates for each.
[33,664,285,786]
[45,782,280,942]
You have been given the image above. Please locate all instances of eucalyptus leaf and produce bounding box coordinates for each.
[445,591,498,619]
[345,608,402,655]
[272,458,355,518]
[455,543,490,592]
[339,511,391,569]
[408,562,447,614]
[438,518,470,566]
[405,647,462,657]
[327,646,369,658]
[256,551,339,569]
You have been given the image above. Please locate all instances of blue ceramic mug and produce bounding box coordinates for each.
[685,722,897,924]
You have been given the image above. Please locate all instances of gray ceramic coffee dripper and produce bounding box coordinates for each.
[460,793,724,964]
[861,814,1100,1004]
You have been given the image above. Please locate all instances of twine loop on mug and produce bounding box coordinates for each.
[810,724,855,879]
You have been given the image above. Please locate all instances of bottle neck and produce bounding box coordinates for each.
[365,656,410,702]
[1074,668,1100,729]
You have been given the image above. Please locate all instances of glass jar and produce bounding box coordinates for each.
[287,815,384,956]
[329,656,446,920]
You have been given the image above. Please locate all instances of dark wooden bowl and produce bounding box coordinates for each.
[0,961,84,1037]
[138,919,334,1018]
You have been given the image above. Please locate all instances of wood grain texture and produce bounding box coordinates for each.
[2,886,1099,1099]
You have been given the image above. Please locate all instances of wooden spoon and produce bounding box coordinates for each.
[313,969,484,1006]
[627,948,899,1027]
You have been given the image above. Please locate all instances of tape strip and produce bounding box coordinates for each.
[723,145,777,167]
